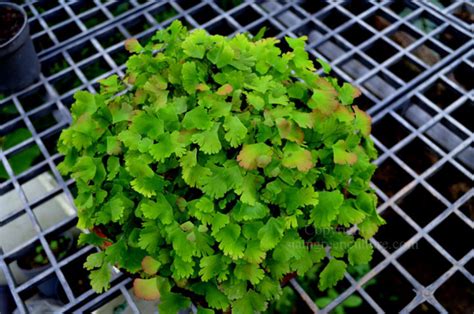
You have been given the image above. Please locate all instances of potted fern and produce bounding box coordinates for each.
[58,20,384,313]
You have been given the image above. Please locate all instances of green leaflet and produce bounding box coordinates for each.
[235,262,265,285]
[319,259,347,291]
[89,264,111,293]
[348,239,374,265]
[199,254,231,282]
[223,115,247,147]
[310,190,344,228]
[191,123,222,154]
[215,223,246,259]
[258,217,285,251]
[59,20,381,313]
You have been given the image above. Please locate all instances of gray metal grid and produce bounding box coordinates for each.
[0,1,472,313]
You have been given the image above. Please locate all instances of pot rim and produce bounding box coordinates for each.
[0,2,28,50]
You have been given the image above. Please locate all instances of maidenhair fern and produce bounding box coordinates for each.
[58,20,384,313]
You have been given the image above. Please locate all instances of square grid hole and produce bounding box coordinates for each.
[340,53,374,80]
[42,8,70,27]
[215,0,244,11]
[97,28,126,49]
[53,22,82,42]
[423,79,462,109]
[232,5,261,26]
[342,1,372,16]
[430,213,473,260]
[372,114,410,148]
[190,4,219,24]
[364,265,416,312]
[451,100,473,132]
[18,86,51,113]
[447,61,473,91]
[373,158,413,197]
[41,53,70,77]
[19,165,60,205]
[30,106,61,134]
[364,9,397,31]
[364,38,399,64]
[424,118,468,154]
[428,162,472,203]
[107,2,133,17]
[149,4,178,23]
[124,16,152,36]
[340,23,374,46]
[397,185,445,226]
[434,25,469,50]
[207,18,237,36]
[452,2,474,26]
[299,1,326,14]
[50,71,83,96]
[374,207,417,253]
[314,37,350,61]
[33,193,76,230]
[388,56,425,82]
[69,41,98,63]
[81,11,108,29]
[80,57,112,81]
[294,21,326,42]
[387,24,423,49]
[435,272,474,313]
[458,197,473,221]
[33,33,55,53]
[70,1,96,15]
[388,1,417,18]
[396,95,437,129]
[0,100,20,125]
[455,142,474,172]
[320,8,350,29]
[397,239,451,286]
[61,252,94,298]
[411,40,449,66]
[410,10,442,34]
[362,71,401,100]
[4,141,45,178]
[398,137,441,174]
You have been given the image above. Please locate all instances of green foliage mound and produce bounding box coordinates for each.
[58,20,384,313]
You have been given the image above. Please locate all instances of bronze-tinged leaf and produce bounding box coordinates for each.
[237,143,273,170]
[141,256,161,275]
[276,118,304,144]
[353,106,372,136]
[334,105,354,123]
[216,84,233,96]
[124,38,142,53]
[281,143,314,172]
[133,278,160,301]
[339,83,361,105]
[196,83,210,92]
[333,140,358,165]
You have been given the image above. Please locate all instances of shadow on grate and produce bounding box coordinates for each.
[434,272,474,314]
[398,239,451,286]
[397,184,446,226]
[374,207,417,253]
[363,264,416,312]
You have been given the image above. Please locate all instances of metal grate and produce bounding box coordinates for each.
[0,1,472,313]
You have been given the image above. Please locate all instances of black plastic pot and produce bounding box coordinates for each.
[0,285,15,314]
[0,2,40,93]
[16,232,73,299]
